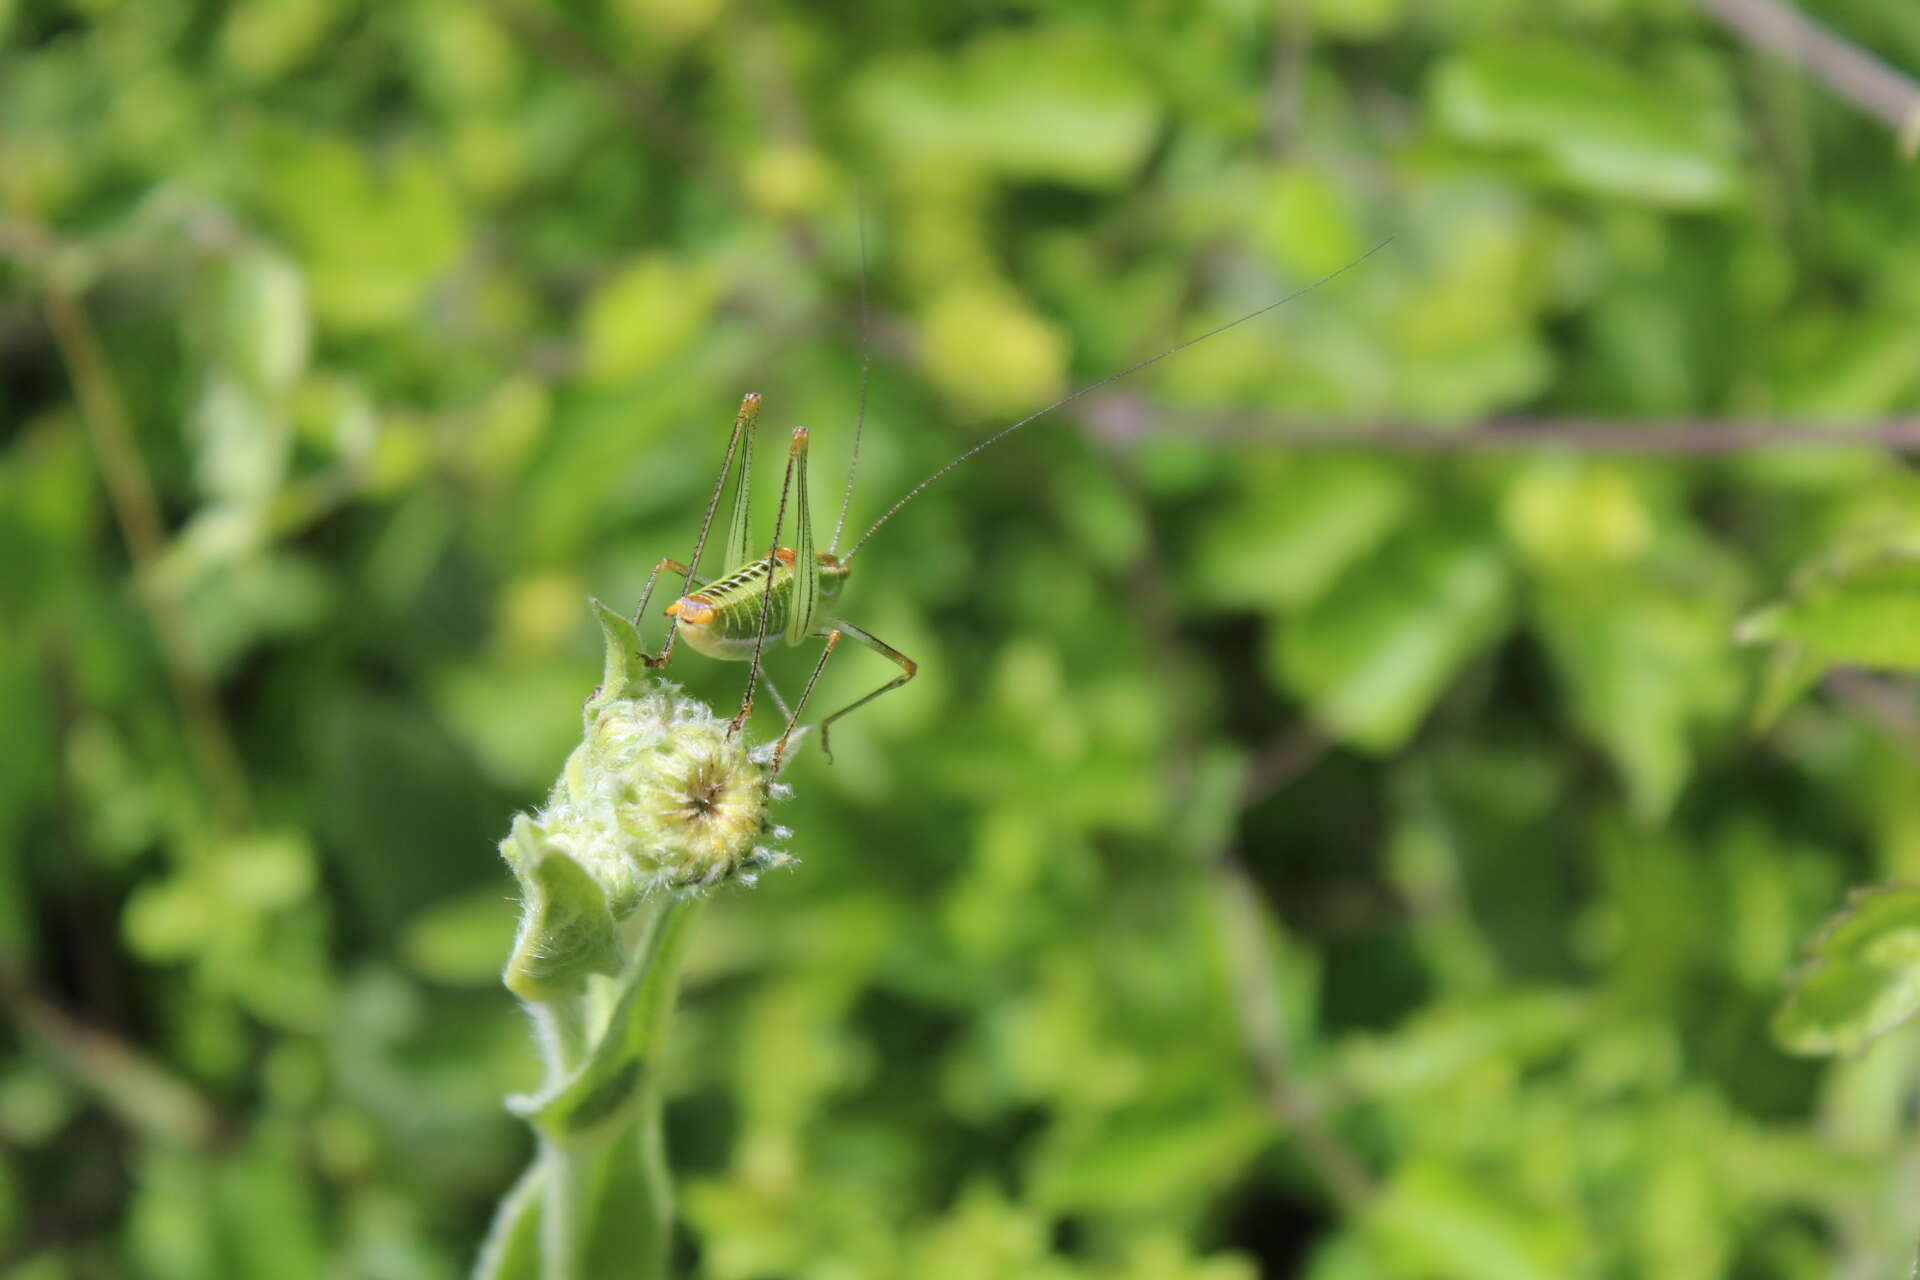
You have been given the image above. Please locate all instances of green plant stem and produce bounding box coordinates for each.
[534,894,701,1280]
[619,895,701,1279]
[532,992,594,1280]
[634,1089,673,1266]
[537,996,593,1077]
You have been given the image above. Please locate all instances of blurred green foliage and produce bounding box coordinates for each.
[8,0,1920,1275]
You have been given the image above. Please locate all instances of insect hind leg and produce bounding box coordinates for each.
[810,620,916,764]
[771,629,842,771]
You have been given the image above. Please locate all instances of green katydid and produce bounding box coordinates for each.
[627,239,1388,772]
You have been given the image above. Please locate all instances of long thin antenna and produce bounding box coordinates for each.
[842,237,1393,561]
[829,197,872,555]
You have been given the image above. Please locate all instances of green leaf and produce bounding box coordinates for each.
[579,254,720,385]
[1740,556,1920,670]
[433,659,594,791]
[213,1130,328,1280]
[1500,460,1652,575]
[1191,454,1413,614]
[187,377,290,506]
[856,29,1158,186]
[1027,1097,1268,1213]
[1361,1161,1578,1280]
[919,281,1067,417]
[219,0,337,82]
[1253,165,1365,278]
[1771,312,1920,416]
[1275,528,1513,751]
[1775,884,1920,1056]
[500,817,623,1004]
[1748,641,1825,731]
[588,598,650,719]
[1310,0,1402,39]
[1534,582,1738,824]
[1432,44,1738,207]
[576,1113,674,1279]
[251,130,465,332]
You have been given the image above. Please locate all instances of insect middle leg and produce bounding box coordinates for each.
[630,558,698,667]
[623,557,794,721]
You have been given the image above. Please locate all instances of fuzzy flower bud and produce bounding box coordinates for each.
[546,685,793,915]
[499,605,793,1001]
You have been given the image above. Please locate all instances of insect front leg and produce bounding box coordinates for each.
[630,558,702,667]
[809,620,916,765]
[629,559,794,720]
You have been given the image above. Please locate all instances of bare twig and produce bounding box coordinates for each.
[1078,444,1375,1214]
[45,292,255,830]
[1267,0,1314,155]
[1213,856,1376,1214]
[1242,725,1331,810]
[0,188,254,832]
[1698,0,1920,153]
[1086,396,1920,455]
[0,969,222,1148]
[1824,668,1920,757]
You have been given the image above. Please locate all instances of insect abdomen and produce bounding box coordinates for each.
[666,551,848,661]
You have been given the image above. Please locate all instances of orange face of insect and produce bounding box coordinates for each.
[664,596,715,626]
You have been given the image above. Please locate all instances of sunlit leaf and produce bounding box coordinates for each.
[580,254,721,385]
[856,29,1158,186]
[1741,555,1920,670]
[1776,885,1920,1056]
[1276,527,1513,750]
[1433,44,1739,206]
[500,816,623,1004]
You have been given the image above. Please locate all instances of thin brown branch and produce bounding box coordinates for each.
[1083,442,1375,1215]
[1086,395,1920,455]
[1214,856,1377,1214]
[1241,725,1331,810]
[0,969,223,1148]
[1267,0,1314,156]
[1698,0,1920,153]
[21,250,255,832]
[1824,668,1920,757]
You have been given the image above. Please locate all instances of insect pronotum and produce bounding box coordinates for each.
[626,236,1390,772]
